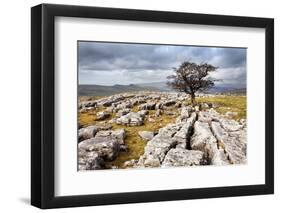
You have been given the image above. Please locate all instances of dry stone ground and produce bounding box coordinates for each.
[78,92,247,170]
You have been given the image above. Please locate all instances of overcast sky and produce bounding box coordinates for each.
[78,41,246,86]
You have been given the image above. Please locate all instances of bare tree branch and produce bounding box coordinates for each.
[166,61,218,103]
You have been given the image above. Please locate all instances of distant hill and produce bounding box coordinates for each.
[79,84,160,96]
[79,82,246,96]
[136,82,172,91]
[206,85,246,95]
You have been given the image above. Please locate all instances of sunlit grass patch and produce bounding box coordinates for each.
[194,95,246,120]
[107,110,178,168]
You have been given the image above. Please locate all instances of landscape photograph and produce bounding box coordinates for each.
[77,41,247,171]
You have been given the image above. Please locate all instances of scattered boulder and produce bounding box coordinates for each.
[123,159,139,168]
[97,95,125,107]
[78,125,99,142]
[225,111,238,118]
[137,110,148,117]
[138,154,161,168]
[78,150,105,170]
[163,100,176,107]
[162,148,205,167]
[200,103,210,109]
[116,108,131,117]
[116,112,144,126]
[95,128,127,151]
[79,101,97,109]
[138,102,156,110]
[96,111,110,120]
[219,118,242,132]
[138,131,155,141]
[79,136,120,161]
[155,109,162,117]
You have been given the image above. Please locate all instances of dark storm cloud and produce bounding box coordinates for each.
[78,41,246,85]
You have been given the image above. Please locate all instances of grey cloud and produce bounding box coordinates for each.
[78,41,246,86]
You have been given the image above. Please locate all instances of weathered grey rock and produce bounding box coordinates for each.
[173,112,197,148]
[79,101,97,109]
[116,112,144,126]
[163,100,176,107]
[180,106,191,118]
[200,103,210,109]
[158,123,183,138]
[191,121,228,165]
[239,119,246,126]
[155,109,162,117]
[100,95,128,107]
[79,137,120,161]
[225,111,238,118]
[137,110,148,117]
[78,125,99,142]
[138,102,156,110]
[175,102,182,108]
[211,121,246,164]
[219,118,242,132]
[211,148,230,166]
[96,111,110,120]
[197,109,221,123]
[194,105,200,112]
[138,131,154,141]
[116,108,131,117]
[95,129,127,151]
[96,124,113,131]
[148,117,156,122]
[138,123,181,167]
[123,159,139,168]
[84,152,105,170]
[138,154,161,168]
[79,107,95,113]
[112,102,132,113]
[155,100,176,110]
[162,148,205,167]
[155,102,162,110]
[198,111,212,123]
[148,94,161,100]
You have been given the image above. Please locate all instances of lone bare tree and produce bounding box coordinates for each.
[167,61,218,104]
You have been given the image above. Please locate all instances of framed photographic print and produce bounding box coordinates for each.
[31,3,274,209]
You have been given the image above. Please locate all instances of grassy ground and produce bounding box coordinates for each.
[194,95,246,120]
[78,101,178,168]
[79,94,246,168]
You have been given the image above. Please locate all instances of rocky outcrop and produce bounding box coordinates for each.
[137,123,182,167]
[78,125,99,142]
[116,112,144,126]
[138,102,156,110]
[79,137,120,161]
[96,111,110,120]
[173,112,197,148]
[79,150,105,170]
[138,131,155,141]
[191,121,229,165]
[79,101,97,109]
[78,128,127,170]
[78,92,247,170]
[116,108,131,117]
[211,121,246,164]
[162,148,205,167]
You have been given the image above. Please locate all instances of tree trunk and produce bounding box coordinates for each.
[190,93,195,105]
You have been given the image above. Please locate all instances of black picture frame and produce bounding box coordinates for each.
[31,3,274,209]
